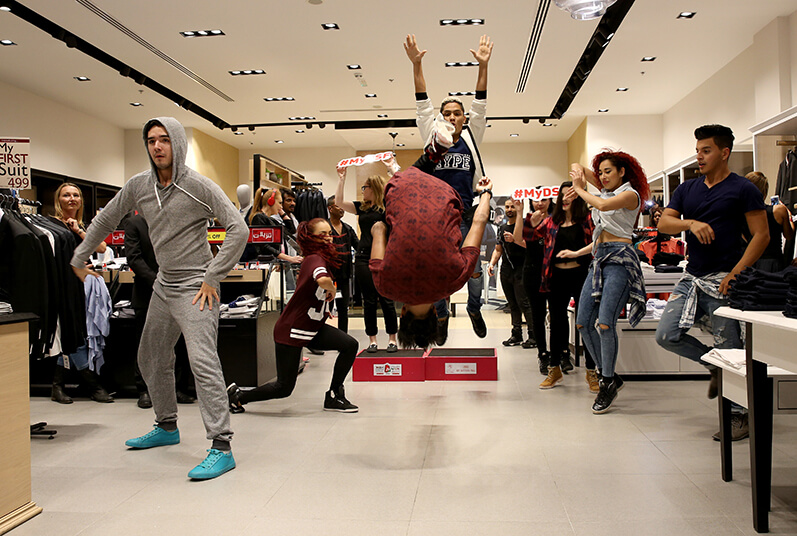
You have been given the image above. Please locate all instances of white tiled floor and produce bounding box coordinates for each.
[18,310,797,535]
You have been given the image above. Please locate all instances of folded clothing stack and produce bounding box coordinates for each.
[643,298,667,320]
[728,266,793,312]
[0,301,13,314]
[220,294,259,318]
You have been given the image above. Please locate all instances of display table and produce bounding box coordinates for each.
[0,313,42,535]
[714,307,797,533]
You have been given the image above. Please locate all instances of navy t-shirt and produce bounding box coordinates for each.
[433,137,476,208]
[667,172,765,277]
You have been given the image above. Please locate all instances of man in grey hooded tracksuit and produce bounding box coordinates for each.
[71,117,247,480]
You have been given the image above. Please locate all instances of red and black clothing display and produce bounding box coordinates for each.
[370,166,480,305]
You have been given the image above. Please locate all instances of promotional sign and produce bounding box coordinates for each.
[512,186,560,201]
[337,151,393,169]
[0,137,31,190]
[373,363,403,377]
[444,363,477,375]
[103,227,283,246]
[104,230,126,246]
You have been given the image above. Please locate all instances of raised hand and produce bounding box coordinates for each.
[404,34,427,65]
[569,164,587,190]
[336,165,347,182]
[476,177,493,192]
[470,35,494,65]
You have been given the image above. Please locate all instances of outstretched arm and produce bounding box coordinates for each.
[335,165,357,214]
[471,34,493,93]
[404,34,427,94]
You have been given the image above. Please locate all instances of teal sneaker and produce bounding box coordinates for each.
[188,449,236,480]
[125,426,180,449]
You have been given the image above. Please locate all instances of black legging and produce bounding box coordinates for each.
[522,260,549,357]
[547,264,595,369]
[355,257,398,337]
[335,278,351,333]
[240,324,358,403]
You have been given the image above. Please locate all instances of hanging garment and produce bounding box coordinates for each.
[776,150,797,211]
[84,274,112,373]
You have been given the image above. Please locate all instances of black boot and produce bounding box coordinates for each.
[51,365,73,404]
[537,351,550,376]
[78,368,114,403]
[502,331,523,346]
[560,350,574,374]
[592,378,618,414]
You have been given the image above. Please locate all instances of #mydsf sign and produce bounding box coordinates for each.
[337,151,393,168]
[0,137,31,190]
[512,186,560,201]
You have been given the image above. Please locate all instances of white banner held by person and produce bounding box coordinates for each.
[0,137,31,190]
[512,185,560,201]
[337,151,393,169]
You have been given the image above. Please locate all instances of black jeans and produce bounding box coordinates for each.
[522,262,548,356]
[355,257,398,337]
[240,324,359,403]
[500,262,533,338]
[547,265,595,369]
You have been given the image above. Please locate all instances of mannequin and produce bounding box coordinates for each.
[237,184,252,219]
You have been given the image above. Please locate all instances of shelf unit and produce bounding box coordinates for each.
[750,104,797,205]
[249,154,307,192]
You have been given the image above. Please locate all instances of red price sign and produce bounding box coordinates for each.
[250,226,281,244]
[104,230,126,246]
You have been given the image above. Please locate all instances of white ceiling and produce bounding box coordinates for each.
[1,0,797,152]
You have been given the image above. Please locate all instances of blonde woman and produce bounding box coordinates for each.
[51,182,112,403]
[249,187,303,264]
[336,168,398,352]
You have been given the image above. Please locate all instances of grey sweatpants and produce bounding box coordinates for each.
[139,281,232,443]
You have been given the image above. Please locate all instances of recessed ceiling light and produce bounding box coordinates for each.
[543,123,553,127]
[365,93,377,98]
[73,76,90,81]
[448,91,476,96]
[616,87,628,92]
[0,6,11,11]
[440,18,484,26]
[509,133,519,137]
[233,131,244,135]
[396,143,405,147]
[264,97,295,101]
[295,130,304,134]
[486,124,492,128]
[347,64,361,70]
[389,132,398,136]
[275,140,284,144]
[1,39,17,46]
[230,69,266,76]
[180,29,224,37]
[322,23,339,30]
[377,114,388,118]
[598,108,609,113]
[445,61,479,67]
[289,116,316,121]
[129,102,143,107]
[641,56,656,62]
[677,11,696,19]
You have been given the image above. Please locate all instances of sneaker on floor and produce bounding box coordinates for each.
[592,378,618,414]
[227,383,245,414]
[137,391,152,409]
[468,310,487,338]
[537,352,550,376]
[366,343,378,353]
[188,449,236,480]
[586,369,600,394]
[708,368,719,399]
[125,425,180,449]
[521,337,537,349]
[713,413,749,441]
[386,342,398,353]
[435,315,450,346]
[324,386,358,413]
[502,333,523,347]
[539,366,563,389]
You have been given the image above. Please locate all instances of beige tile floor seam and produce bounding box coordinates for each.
[16,309,797,535]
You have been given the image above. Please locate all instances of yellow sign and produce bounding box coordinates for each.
[207,230,227,242]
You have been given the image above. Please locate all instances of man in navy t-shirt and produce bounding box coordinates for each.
[656,124,769,440]
[404,33,493,340]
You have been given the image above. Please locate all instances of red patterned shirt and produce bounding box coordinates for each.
[370,166,480,305]
[274,254,332,347]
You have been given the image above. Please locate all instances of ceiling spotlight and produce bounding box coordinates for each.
[347,64,361,70]
[289,116,316,121]
[0,6,11,11]
[73,76,90,81]
[641,56,656,62]
[389,132,398,137]
[319,123,326,129]
[306,123,313,130]
[377,114,388,118]
[248,126,255,131]
[509,133,519,137]
[616,87,628,91]
[439,18,484,26]
[1,39,16,46]
[396,143,405,147]
[275,140,284,144]
[365,93,377,98]
[598,108,609,113]
[295,130,304,134]
[445,61,479,67]
[129,102,143,107]
[448,91,476,96]
[322,23,339,30]
[677,11,696,19]
[181,29,225,37]
[522,118,530,124]
[554,0,617,20]
[233,132,244,135]
[231,126,238,132]
[543,123,553,127]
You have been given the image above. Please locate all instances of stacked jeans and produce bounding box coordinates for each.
[728,266,794,312]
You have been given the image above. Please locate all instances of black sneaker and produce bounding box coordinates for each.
[521,337,537,349]
[560,352,574,374]
[592,378,618,414]
[537,352,550,376]
[502,333,523,346]
[712,413,749,441]
[386,342,398,353]
[227,383,245,414]
[468,310,487,338]
[614,373,625,392]
[435,315,450,346]
[324,386,358,413]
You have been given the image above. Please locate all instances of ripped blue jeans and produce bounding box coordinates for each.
[655,276,742,363]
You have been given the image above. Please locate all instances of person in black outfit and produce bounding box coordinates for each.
[488,198,535,348]
[124,212,196,408]
[745,171,794,271]
[335,167,399,352]
[327,195,358,333]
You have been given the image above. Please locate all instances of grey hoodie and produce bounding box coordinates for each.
[70,117,247,289]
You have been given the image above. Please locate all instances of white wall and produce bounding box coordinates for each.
[585,115,663,177]
[478,141,568,194]
[0,79,125,186]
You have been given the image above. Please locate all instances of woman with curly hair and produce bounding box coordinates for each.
[570,150,650,414]
[227,218,360,413]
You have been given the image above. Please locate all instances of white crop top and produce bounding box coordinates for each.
[591,181,640,243]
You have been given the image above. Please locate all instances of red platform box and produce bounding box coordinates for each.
[425,348,498,381]
[352,349,426,382]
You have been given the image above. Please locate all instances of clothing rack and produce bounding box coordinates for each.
[776,140,797,147]
[292,181,322,190]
